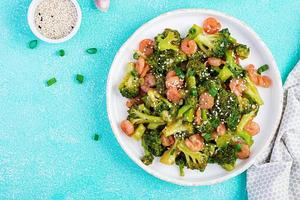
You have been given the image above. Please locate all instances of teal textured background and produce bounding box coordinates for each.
[0,0,299,199]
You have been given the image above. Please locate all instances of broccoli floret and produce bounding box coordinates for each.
[141,136,154,165]
[147,50,187,76]
[132,124,146,141]
[155,29,181,51]
[177,141,208,171]
[211,89,241,130]
[142,89,173,115]
[160,141,180,165]
[162,119,193,137]
[194,30,232,58]
[244,76,264,105]
[186,24,203,39]
[234,44,250,60]
[128,105,165,125]
[175,153,187,176]
[186,59,210,82]
[213,145,237,171]
[177,76,198,122]
[143,129,166,157]
[237,96,258,114]
[118,63,140,98]
[236,110,257,132]
[203,78,222,97]
[195,114,220,137]
[225,50,245,77]
[218,65,234,82]
[219,28,237,48]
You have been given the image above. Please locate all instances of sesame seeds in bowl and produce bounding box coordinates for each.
[28,0,82,43]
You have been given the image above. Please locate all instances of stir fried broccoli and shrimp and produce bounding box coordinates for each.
[118,17,272,176]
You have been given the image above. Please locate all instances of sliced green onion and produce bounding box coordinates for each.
[57,49,65,57]
[46,77,57,86]
[235,144,242,152]
[76,74,84,84]
[93,134,100,141]
[86,48,98,54]
[257,64,269,74]
[29,40,38,49]
[203,133,211,142]
[175,67,185,79]
[208,86,218,97]
[190,88,197,96]
[133,52,139,59]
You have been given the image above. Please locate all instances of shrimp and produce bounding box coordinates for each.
[203,17,221,34]
[185,134,204,152]
[166,87,182,103]
[166,70,176,79]
[165,76,184,89]
[229,78,247,96]
[199,92,214,109]
[141,73,155,93]
[135,57,145,75]
[237,144,250,159]
[126,97,141,108]
[194,106,202,125]
[120,120,134,136]
[207,57,225,67]
[161,135,175,147]
[216,123,226,135]
[244,121,260,136]
[139,39,154,56]
[181,39,197,55]
[212,123,226,140]
[246,64,272,88]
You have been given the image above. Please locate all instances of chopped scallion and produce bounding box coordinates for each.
[93,134,100,141]
[86,48,98,54]
[175,67,185,79]
[57,49,65,57]
[29,40,38,49]
[76,74,84,84]
[46,77,57,86]
[257,64,269,74]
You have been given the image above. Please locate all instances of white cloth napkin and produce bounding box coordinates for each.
[247,61,300,200]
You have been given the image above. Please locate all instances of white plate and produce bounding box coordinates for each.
[106,9,283,186]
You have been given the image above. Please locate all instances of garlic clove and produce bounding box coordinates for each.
[95,0,110,12]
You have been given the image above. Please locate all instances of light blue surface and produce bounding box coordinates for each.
[0,0,299,199]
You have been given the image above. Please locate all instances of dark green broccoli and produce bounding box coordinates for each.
[195,114,220,137]
[118,63,140,98]
[160,141,180,165]
[142,89,173,115]
[213,145,237,171]
[162,119,193,137]
[211,89,241,130]
[186,59,210,82]
[147,50,187,76]
[128,105,165,125]
[143,129,166,157]
[177,141,208,171]
[175,153,187,176]
[155,29,181,51]
[194,29,233,58]
[225,50,245,77]
[141,135,154,165]
[219,28,237,48]
[234,44,250,60]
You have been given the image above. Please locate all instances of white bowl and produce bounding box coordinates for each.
[106,9,283,186]
[27,0,82,43]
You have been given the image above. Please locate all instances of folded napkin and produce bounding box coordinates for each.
[247,61,300,200]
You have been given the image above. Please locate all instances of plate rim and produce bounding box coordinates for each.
[106,8,284,186]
